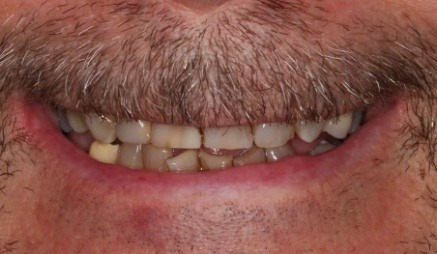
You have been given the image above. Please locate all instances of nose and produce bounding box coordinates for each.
[172,0,230,12]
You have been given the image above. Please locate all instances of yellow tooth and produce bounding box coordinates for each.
[166,150,199,172]
[323,112,353,139]
[142,144,172,172]
[295,121,324,143]
[66,110,88,133]
[253,123,294,148]
[151,124,201,149]
[265,145,295,162]
[233,146,266,166]
[117,120,151,144]
[89,141,120,164]
[84,113,117,144]
[203,126,253,150]
[198,150,233,171]
[118,144,143,169]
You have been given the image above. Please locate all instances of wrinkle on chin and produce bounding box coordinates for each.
[0,0,436,126]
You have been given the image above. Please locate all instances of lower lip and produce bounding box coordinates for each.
[16,95,405,191]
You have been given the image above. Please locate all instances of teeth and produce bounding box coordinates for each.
[84,113,117,144]
[151,124,201,149]
[348,111,363,134]
[253,123,294,148]
[203,126,253,150]
[310,141,336,156]
[57,110,72,133]
[233,146,266,166]
[118,144,143,169]
[66,110,89,133]
[323,113,353,139]
[265,145,295,162]
[89,141,120,164]
[198,150,233,171]
[142,145,172,172]
[117,120,151,144]
[166,150,199,172]
[295,121,324,143]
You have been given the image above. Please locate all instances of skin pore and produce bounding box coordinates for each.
[0,0,436,253]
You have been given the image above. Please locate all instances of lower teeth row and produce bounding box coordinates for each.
[56,110,364,172]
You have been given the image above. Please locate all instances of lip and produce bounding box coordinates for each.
[15,94,405,192]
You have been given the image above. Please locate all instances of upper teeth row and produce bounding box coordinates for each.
[62,110,362,150]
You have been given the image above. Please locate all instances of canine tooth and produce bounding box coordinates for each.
[323,112,353,139]
[117,120,151,144]
[310,141,336,156]
[253,123,294,148]
[151,124,201,149]
[348,111,363,134]
[66,110,88,133]
[203,126,253,150]
[118,144,143,169]
[198,150,233,170]
[142,145,172,172]
[57,110,72,133]
[166,150,199,172]
[295,121,324,143]
[265,145,295,162]
[233,146,266,166]
[84,113,117,144]
[89,141,119,164]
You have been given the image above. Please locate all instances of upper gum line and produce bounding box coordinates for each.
[57,110,364,172]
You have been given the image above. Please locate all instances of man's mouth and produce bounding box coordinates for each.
[55,109,365,172]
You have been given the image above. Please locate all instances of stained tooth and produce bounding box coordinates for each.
[348,111,363,134]
[310,141,336,156]
[295,121,324,143]
[265,145,295,162]
[89,141,120,164]
[323,112,353,139]
[118,144,143,169]
[142,144,172,172]
[117,120,151,144]
[84,113,117,144]
[198,150,233,171]
[233,146,266,166]
[166,150,199,172]
[253,123,294,148]
[66,110,88,133]
[57,110,72,133]
[151,124,201,149]
[203,126,253,150]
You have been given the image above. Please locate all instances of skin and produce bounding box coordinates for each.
[0,0,437,253]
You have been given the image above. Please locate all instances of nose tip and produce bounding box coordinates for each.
[173,0,230,13]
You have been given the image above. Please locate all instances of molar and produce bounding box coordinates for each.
[67,110,89,133]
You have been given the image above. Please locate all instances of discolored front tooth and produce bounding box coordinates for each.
[142,145,172,172]
[310,141,336,156]
[233,146,266,166]
[323,112,353,139]
[85,113,117,144]
[253,123,294,148]
[295,121,324,143]
[198,150,233,171]
[118,144,143,169]
[265,145,295,162]
[166,150,199,172]
[151,124,201,149]
[66,110,89,133]
[89,141,120,164]
[117,120,151,144]
[203,126,253,150]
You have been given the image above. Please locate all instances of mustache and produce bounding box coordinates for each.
[0,0,436,126]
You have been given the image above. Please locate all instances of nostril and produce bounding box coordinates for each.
[172,0,230,13]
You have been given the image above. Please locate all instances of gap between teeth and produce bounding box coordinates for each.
[57,110,363,172]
